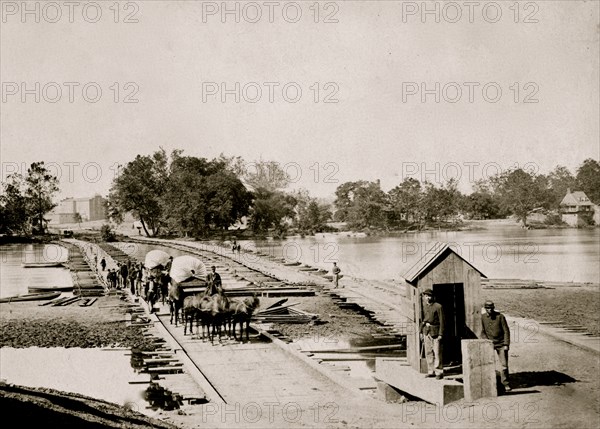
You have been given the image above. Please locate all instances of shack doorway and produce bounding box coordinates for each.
[433,283,465,365]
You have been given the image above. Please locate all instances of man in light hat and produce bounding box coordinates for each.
[481,300,511,392]
[420,288,445,379]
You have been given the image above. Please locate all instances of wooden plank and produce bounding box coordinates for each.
[376,358,464,405]
[85,298,98,306]
[143,358,180,365]
[254,302,300,314]
[306,344,403,354]
[59,297,82,306]
[39,296,68,306]
[461,340,497,401]
[145,366,184,374]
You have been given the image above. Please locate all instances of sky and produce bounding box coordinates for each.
[1,0,599,201]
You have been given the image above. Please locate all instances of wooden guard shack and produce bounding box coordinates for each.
[403,243,487,372]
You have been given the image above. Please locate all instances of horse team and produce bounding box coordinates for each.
[167,278,260,344]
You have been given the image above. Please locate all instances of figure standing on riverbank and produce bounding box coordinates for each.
[332,262,341,288]
[480,300,512,392]
[420,289,445,379]
[100,257,106,271]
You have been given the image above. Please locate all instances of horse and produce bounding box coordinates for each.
[168,281,185,326]
[197,294,214,341]
[209,292,230,344]
[230,293,260,342]
[182,295,196,335]
[182,293,219,342]
[159,271,170,305]
[146,278,158,313]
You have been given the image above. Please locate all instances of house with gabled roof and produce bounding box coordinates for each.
[560,189,596,226]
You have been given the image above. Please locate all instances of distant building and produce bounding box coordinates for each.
[560,189,595,226]
[48,195,107,224]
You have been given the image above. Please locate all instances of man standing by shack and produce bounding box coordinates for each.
[420,289,445,379]
[480,300,512,392]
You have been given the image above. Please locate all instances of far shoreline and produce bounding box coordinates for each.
[16,216,596,246]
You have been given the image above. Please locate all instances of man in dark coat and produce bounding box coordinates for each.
[120,262,129,290]
[332,262,341,288]
[481,300,511,392]
[205,266,223,296]
[420,289,445,379]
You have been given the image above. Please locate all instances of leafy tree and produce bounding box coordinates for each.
[334,180,387,229]
[0,174,29,234]
[161,154,210,236]
[161,153,251,237]
[464,192,501,219]
[240,159,291,192]
[419,179,463,223]
[25,162,59,234]
[249,188,297,235]
[203,170,252,230]
[388,178,422,226]
[489,169,550,226]
[100,224,116,242]
[294,189,332,233]
[108,149,169,236]
[576,159,600,204]
[547,165,577,208]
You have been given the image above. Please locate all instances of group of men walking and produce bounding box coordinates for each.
[98,254,174,304]
[420,289,511,392]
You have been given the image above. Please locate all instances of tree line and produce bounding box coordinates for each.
[106,149,332,237]
[334,159,600,229]
[0,162,59,235]
[1,155,598,237]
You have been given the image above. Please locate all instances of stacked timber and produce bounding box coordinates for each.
[136,350,206,404]
[52,296,81,306]
[252,301,319,324]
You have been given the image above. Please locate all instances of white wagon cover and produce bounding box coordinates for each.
[144,249,171,270]
[169,255,207,283]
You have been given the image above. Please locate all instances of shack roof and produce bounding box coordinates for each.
[402,242,487,285]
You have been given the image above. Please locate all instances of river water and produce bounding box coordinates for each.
[243,228,600,284]
[0,347,157,416]
[0,243,72,298]
[0,244,167,416]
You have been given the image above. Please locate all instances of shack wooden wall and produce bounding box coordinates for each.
[405,251,482,372]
